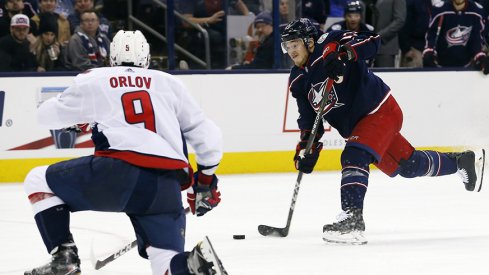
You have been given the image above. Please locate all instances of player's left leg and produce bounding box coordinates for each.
[146,237,227,275]
[131,211,227,275]
[378,135,485,192]
[127,169,227,275]
[23,156,144,274]
[23,165,80,275]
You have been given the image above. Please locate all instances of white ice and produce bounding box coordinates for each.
[1,171,488,275]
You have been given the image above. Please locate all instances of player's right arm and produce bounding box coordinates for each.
[170,75,223,173]
[37,74,95,129]
[288,70,325,174]
[168,75,223,216]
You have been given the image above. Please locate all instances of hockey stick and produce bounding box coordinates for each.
[258,78,335,237]
[90,207,191,270]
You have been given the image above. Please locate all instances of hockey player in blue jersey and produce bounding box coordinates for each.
[23,30,227,275]
[423,0,488,74]
[326,1,374,33]
[281,18,486,245]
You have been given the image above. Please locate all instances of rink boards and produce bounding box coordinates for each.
[1,71,488,182]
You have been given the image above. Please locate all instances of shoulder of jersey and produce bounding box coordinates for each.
[317,32,331,44]
[74,67,106,82]
[432,0,445,8]
[472,1,485,11]
[366,24,374,31]
[330,24,342,31]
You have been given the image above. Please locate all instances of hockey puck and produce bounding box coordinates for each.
[233,234,245,240]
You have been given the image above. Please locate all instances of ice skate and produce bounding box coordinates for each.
[449,149,485,192]
[322,208,368,245]
[25,242,81,275]
[187,236,228,275]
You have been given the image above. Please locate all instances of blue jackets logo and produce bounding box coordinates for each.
[307,81,343,114]
[446,25,472,47]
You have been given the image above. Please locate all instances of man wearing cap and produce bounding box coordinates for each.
[0,0,36,38]
[0,13,38,71]
[327,1,374,32]
[227,11,276,69]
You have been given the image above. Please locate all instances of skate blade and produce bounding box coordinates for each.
[322,230,368,245]
[474,149,485,192]
[200,236,228,275]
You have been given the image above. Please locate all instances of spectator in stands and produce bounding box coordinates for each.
[0,14,38,71]
[476,0,489,42]
[363,0,406,67]
[228,0,251,15]
[243,0,260,15]
[398,0,432,68]
[178,0,249,69]
[279,0,290,24]
[227,11,275,69]
[64,9,109,71]
[31,0,71,44]
[68,0,111,38]
[261,0,297,22]
[476,0,489,15]
[31,13,65,71]
[0,0,36,38]
[54,0,74,18]
[327,0,374,32]
[423,0,487,74]
[301,0,330,30]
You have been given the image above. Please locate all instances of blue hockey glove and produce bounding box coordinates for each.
[187,172,221,216]
[422,50,437,67]
[294,141,323,174]
[485,56,489,75]
[294,129,324,174]
[474,54,489,75]
[323,42,356,81]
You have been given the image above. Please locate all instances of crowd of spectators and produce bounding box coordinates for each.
[0,0,487,72]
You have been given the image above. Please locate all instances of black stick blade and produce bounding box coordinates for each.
[258,225,289,237]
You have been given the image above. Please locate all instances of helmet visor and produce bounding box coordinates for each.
[281,38,304,54]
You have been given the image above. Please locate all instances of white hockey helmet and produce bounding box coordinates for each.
[110,30,150,68]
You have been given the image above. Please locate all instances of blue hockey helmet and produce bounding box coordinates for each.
[280,18,318,53]
[344,0,363,14]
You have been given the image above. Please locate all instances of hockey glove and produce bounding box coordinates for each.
[187,172,221,216]
[485,56,489,75]
[474,54,489,75]
[422,50,437,67]
[323,42,356,82]
[294,141,323,174]
[62,123,90,133]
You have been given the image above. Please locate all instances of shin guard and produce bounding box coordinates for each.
[341,147,374,210]
[34,205,73,253]
[398,150,457,178]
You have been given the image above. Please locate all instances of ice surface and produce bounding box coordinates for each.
[1,171,488,274]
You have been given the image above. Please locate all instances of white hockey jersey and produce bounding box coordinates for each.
[38,66,222,172]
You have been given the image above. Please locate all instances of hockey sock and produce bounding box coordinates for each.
[398,150,457,178]
[34,204,73,253]
[340,147,373,210]
[169,252,192,275]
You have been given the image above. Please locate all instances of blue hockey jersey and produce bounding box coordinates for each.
[288,30,391,138]
[326,21,375,33]
[425,0,486,67]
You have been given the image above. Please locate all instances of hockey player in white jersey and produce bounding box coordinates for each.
[24,30,227,275]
